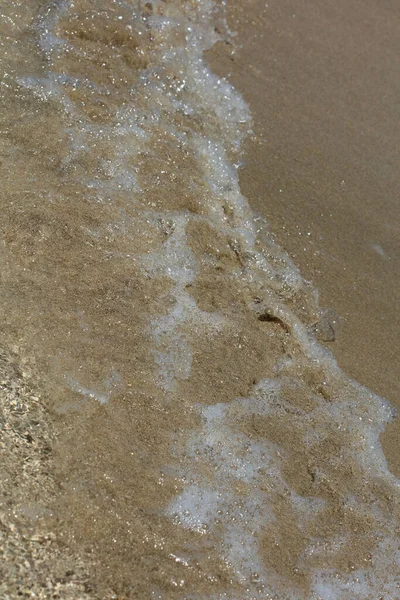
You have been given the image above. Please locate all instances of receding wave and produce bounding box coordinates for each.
[0,1,399,598]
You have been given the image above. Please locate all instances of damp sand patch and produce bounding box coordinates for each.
[0,348,97,599]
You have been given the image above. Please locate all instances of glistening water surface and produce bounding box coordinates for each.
[0,1,399,598]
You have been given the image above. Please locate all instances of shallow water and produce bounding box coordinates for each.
[0,1,399,598]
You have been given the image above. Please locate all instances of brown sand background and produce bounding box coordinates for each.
[1,2,399,596]
[208,0,400,475]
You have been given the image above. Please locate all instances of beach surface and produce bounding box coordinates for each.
[0,1,399,597]
[208,0,400,475]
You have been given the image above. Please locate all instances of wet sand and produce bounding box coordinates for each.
[208,0,400,475]
[1,1,399,596]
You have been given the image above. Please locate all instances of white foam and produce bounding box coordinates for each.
[65,370,121,405]
[171,376,399,597]
[141,213,224,390]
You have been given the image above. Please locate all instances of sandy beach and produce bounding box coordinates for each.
[0,0,399,597]
[208,0,400,475]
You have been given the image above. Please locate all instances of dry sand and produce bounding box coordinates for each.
[208,0,400,475]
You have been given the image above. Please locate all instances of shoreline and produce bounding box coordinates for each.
[208,0,400,476]
[1,1,399,595]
